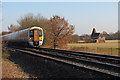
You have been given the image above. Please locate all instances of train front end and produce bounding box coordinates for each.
[29,27,43,46]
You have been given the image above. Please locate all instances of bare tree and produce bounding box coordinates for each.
[17,13,52,46]
[17,13,49,30]
[8,24,17,32]
[49,15,74,49]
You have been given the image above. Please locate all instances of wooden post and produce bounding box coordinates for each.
[118,48,120,56]
[111,48,112,55]
[97,47,98,53]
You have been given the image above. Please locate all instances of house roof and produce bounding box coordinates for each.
[91,33,100,39]
[91,28,104,39]
[92,28,97,34]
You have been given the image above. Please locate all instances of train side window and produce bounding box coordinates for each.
[30,30,33,36]
[39,30,42,36]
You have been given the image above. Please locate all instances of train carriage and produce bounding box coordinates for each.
[2,26,44,47]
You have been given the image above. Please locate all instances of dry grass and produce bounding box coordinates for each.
[2,58,29,78]
[68,40,119,48]
[67,40,119,56]
[2,40,29,78]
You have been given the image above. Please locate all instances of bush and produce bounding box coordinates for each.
[82,35,96,43]
[70,34,80,43]
[2,41,10,59]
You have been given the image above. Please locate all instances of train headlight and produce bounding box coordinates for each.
[30,37,33,40]
[39,37,42,40]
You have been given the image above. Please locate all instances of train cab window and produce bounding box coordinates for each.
[30,30,33,36]
[39,30,42,36]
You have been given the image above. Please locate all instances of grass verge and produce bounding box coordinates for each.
[67,40,119,56]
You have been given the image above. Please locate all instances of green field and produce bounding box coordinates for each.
[67,40,119,56]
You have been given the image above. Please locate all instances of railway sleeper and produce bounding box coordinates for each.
[17,48,120,74]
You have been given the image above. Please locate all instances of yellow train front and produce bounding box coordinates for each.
[29,27,43,46]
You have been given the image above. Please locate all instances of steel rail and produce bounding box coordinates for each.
[36,48,120,64]
[13,47,120,77]
[22,48,120,72]
[12,48,120,79]
[38,48,120,59]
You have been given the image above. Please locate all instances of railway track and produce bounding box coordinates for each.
[38,48,120,65]
[9,46,120,79]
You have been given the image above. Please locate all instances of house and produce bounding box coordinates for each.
[91,28,105,43]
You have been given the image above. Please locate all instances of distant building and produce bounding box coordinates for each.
[91,28,105,43]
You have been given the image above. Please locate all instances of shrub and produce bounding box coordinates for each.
[2,41,10,59]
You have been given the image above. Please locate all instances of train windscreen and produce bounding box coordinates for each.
[39,30,42,36]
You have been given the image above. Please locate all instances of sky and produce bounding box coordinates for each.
[1,1,119,35]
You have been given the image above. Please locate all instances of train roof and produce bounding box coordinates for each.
[1,26,42,37]
[30,26,42,30]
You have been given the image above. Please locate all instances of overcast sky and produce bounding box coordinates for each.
[1,1,118,35]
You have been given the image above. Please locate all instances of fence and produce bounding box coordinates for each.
[78,47,120,56]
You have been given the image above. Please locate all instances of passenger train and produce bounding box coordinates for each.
[2,26,44,47]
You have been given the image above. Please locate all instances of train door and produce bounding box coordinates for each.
[33,29,39,46]
[34,29,39,41]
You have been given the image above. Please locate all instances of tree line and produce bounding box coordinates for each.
[102,31,120,40]
[80,30,120,43]
[2,14,80,48]
[2,13,118,46]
